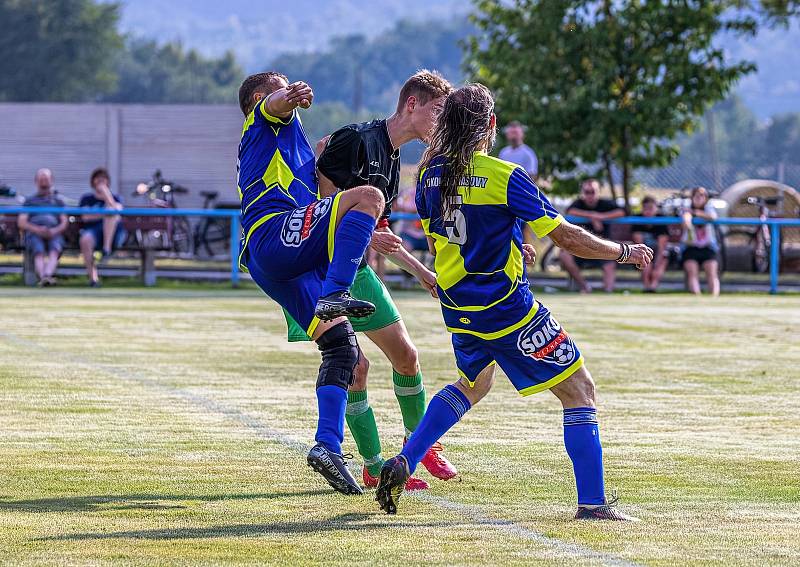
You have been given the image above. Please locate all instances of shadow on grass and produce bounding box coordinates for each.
[36,512,460,541]
[0,490,329,513]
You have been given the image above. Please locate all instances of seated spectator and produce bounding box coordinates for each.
[559,179,625,292]
[17,168,67,286]
[632,196,669,292]
[681,186,720,296]
[79,167,126,287]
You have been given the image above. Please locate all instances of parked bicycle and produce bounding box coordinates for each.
[746,195,784,273]
[193,190,239,258]
[133,170,193,256]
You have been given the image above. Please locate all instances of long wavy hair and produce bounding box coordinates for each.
[418,83,496,218]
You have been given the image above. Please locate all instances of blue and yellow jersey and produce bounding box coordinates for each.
[416,152,563,339]
[237,99,317,252]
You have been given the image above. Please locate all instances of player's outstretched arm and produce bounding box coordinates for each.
[548,220,653,269]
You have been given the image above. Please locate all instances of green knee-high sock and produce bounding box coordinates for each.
[393,370,427,437]
[345,390,383,476]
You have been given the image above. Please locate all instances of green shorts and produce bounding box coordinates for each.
[284,265,402,342]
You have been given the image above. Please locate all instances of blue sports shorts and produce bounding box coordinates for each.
[451,302,584,396]
[25,233,64,256]
[244,194,341,337]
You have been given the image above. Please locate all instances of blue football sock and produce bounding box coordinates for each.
[315,385,347,454]
[321,209,375,297]
[563,407,606,506]
[400,384,471,474]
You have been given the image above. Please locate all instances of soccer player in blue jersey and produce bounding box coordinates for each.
[237,72,385,495]
[376,84,653,520]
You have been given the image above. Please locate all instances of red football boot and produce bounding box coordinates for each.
[362,466,429,492]
[406,439,458,480]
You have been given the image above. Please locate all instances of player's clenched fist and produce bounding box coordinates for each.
[522,243,536,265]
[287,81,313,108]
[370,229,403,254]
[624,243,654,270]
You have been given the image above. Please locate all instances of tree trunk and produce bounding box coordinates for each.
[603,152,618,202]
[621,127,632,213]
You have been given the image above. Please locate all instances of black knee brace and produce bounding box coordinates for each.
[315,320,359,390]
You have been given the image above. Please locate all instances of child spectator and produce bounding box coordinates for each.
[632,196,669,292]
[681,186,720,296]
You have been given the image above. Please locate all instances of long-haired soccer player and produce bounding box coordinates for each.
[376,84,653,520]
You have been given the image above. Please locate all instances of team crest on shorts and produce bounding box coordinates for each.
[281,197,333,247]
[517,313,577,366]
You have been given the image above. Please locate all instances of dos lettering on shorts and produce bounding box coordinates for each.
[281,197,333,247]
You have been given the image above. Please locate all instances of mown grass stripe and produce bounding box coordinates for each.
[1,330,642,567]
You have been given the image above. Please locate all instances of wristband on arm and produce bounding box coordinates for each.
[615,242,631,264]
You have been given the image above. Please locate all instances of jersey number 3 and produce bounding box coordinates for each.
[444,195,467,245]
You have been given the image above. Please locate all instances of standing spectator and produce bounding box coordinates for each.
[17,168,67,286]
[559,179,625,293]
[79,168,126,287]
[499,120,539,244]
[681,186,720,296]
[499,121,538,178]
[632,196,669,292]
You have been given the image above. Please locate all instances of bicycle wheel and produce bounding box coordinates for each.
[539,242,561,273]
[171,217,194,257]
[752,231,770,274]
[201,218,231,258]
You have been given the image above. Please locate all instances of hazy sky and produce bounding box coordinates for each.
[115,1,799,117]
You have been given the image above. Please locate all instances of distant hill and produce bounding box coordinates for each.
[114,1,800,117]
[114,0,468,70]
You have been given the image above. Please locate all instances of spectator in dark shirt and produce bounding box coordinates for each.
[559,179,625,292]
[632,196,669,292]
[79,167,125,287]
[17,168,68,286]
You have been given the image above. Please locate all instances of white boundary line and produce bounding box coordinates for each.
[1,331,642,567]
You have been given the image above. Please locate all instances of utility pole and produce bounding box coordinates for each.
[706,111,722,193]
[352,65,363,113]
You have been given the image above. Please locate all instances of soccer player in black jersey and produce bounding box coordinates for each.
[284,71,457,490]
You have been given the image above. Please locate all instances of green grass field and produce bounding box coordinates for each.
[1,288,798,566]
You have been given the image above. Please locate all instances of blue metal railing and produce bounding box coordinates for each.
[0,206,242,286]
[2,206,799,293]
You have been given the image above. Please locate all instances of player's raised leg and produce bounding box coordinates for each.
[314,186,386,321]
[550,367,639,521]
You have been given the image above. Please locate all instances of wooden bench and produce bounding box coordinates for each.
[2,212,171,286]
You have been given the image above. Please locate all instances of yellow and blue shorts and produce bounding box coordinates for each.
[451,302,584,396]
[244,194,341,338]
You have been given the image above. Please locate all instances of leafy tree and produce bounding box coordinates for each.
[750,0,800,24]
[468,0,757,208]
[0,0,123,101]
[269,18,471,113]
[102,38,243,103]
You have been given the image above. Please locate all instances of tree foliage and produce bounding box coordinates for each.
[468,0,758,207]
[102,38,243,104]
[269,18,470,113]
[0,0,123,102]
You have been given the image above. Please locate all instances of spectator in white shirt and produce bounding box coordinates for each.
[499,121,538,178]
